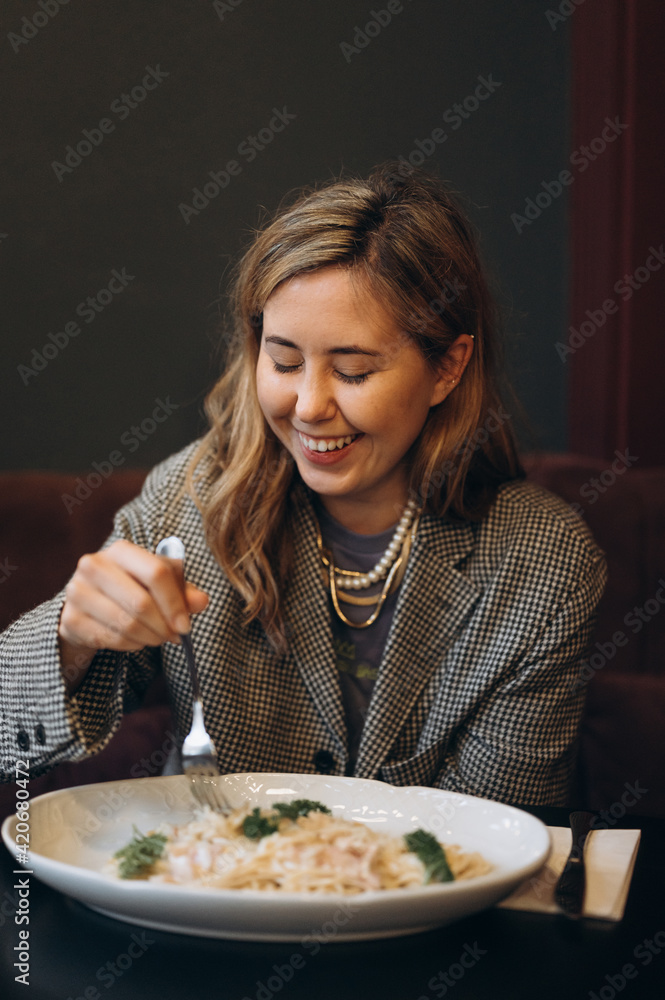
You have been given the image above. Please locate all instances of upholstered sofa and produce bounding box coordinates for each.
[1,456,663,820]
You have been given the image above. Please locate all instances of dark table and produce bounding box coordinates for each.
[1,806,663,1000]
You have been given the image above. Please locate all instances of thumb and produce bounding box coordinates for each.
[185,583,210,615]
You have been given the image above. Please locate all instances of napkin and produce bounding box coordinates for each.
[496,825,641,920]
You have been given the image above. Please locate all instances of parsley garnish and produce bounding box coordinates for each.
[272,799,331,822]
[114,825,167,879]
[242,808,279,840]
[404,829,455,884]
[242,799,331,840]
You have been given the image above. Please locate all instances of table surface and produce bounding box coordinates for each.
[1,805,663,1000]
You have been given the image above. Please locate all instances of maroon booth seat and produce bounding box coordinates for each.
[524,453,665,818]
[1,457,664,820]
[0,469,172,822]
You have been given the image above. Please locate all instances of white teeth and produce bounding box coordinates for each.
[300,433,357,452]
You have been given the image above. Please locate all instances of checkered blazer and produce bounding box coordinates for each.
[0,443,607,806]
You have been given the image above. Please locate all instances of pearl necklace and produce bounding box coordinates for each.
[315,500,420,629]
[329,499,418,590]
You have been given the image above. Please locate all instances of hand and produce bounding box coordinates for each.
[58,539,209,691]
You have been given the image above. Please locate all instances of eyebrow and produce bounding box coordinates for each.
[264,335,383,358]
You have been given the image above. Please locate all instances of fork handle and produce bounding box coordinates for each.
[155,536,199,699]
[180,632,201,702]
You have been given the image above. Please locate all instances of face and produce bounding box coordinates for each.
[255,267,452,531]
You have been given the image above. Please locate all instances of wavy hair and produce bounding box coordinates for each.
[187,164,523,647]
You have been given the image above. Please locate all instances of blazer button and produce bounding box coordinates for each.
[17,730,30,752]
[313,750,335,774]
[35,724,46,745]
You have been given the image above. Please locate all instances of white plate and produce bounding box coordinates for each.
[1,773,550,941]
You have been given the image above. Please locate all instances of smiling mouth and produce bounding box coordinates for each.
[298,432,361,453]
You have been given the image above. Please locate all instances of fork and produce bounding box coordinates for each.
[155,536,232,815]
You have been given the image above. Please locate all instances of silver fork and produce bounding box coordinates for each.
[155,536,232,815]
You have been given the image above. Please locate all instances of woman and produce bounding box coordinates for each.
[0,165,606,805]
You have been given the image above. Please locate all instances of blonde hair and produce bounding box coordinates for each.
[187,164,522,647]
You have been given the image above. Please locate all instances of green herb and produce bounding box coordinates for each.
[404,829,455,884]
[242,807,279,840]
[272,799,331,821]
[114,825,167,879]
[242,799,332,840]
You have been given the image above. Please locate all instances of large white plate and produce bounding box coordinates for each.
[1,773,550,941]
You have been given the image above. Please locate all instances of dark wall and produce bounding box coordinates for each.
[2,0,569,473]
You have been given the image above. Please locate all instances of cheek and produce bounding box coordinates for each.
[358,384,418,432]
[255,372,269,416]
[256,360,282,416]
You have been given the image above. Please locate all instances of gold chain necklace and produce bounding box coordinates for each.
[314,510,421,629]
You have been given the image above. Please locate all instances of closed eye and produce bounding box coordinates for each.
[335,371,371,385]
[272,361,371,385]
[272,360,301,374]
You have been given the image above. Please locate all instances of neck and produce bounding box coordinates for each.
[317,495,410,535]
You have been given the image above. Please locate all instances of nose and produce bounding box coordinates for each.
[293,370,337,425]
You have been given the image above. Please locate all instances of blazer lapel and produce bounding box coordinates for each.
[354,515,480,779]
[283,494,348,762]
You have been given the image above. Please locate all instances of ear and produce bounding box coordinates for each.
[429,334,475,406]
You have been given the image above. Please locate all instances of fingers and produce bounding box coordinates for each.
[59,540,210,654]
[60,582,173,651]
[185,582,210,617]
[112,540,196,632]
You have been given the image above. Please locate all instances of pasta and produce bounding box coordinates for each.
[111,800,491,893]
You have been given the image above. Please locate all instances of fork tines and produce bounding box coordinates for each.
[184,762,227,812]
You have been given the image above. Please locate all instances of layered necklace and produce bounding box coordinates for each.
[315,499,421,629]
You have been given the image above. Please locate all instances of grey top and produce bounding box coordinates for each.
[316,502,400,773]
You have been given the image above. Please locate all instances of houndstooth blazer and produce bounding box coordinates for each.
[0,443,607,806]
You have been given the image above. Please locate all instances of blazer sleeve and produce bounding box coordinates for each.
[433,537,607,806]
[0,450,189,781]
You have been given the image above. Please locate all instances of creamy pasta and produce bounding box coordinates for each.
[111,800,491,893]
